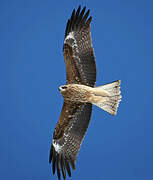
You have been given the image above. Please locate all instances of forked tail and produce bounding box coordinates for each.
[93,80,121,115]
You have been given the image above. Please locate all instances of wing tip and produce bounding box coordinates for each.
[70,159,76,170]
[65,5,92,37]
[49,143,73,179]
[49,145,53,163]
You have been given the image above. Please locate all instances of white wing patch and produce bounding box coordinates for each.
[52,140,62,153]
[64,32,75,42]
[64,32,79,54]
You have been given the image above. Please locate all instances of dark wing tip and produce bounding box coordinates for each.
[78,5,81,11]
[70,159,76,170]
[61,156,66,180]
[65,5,92,37]
[49,144,72,179]
[57,155,61,180]
[86,16,92,26]
[64,159,71,177]
[49,145,53,163]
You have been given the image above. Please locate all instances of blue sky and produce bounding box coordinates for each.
[1,0,153,180]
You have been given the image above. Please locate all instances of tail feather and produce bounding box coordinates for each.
[93,80,121,115]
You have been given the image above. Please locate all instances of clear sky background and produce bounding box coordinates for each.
[1,0,153,180]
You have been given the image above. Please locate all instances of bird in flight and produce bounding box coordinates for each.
[49,5,121,180]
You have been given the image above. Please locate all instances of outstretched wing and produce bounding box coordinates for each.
[49,101,92,180]
[63,6,96,87]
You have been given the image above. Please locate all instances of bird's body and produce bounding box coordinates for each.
[49,6,122,180]
[59,84,92,103]
[59,83,119,104]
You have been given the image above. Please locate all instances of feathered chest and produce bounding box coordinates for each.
[60,84,92,102]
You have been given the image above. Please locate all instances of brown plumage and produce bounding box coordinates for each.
[49,5,122,180]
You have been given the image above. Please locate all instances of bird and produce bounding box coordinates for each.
[49,5,121,180]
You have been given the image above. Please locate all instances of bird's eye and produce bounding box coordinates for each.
[61,86,67,89]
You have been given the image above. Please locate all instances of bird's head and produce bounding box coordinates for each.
[59,85,68,94]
